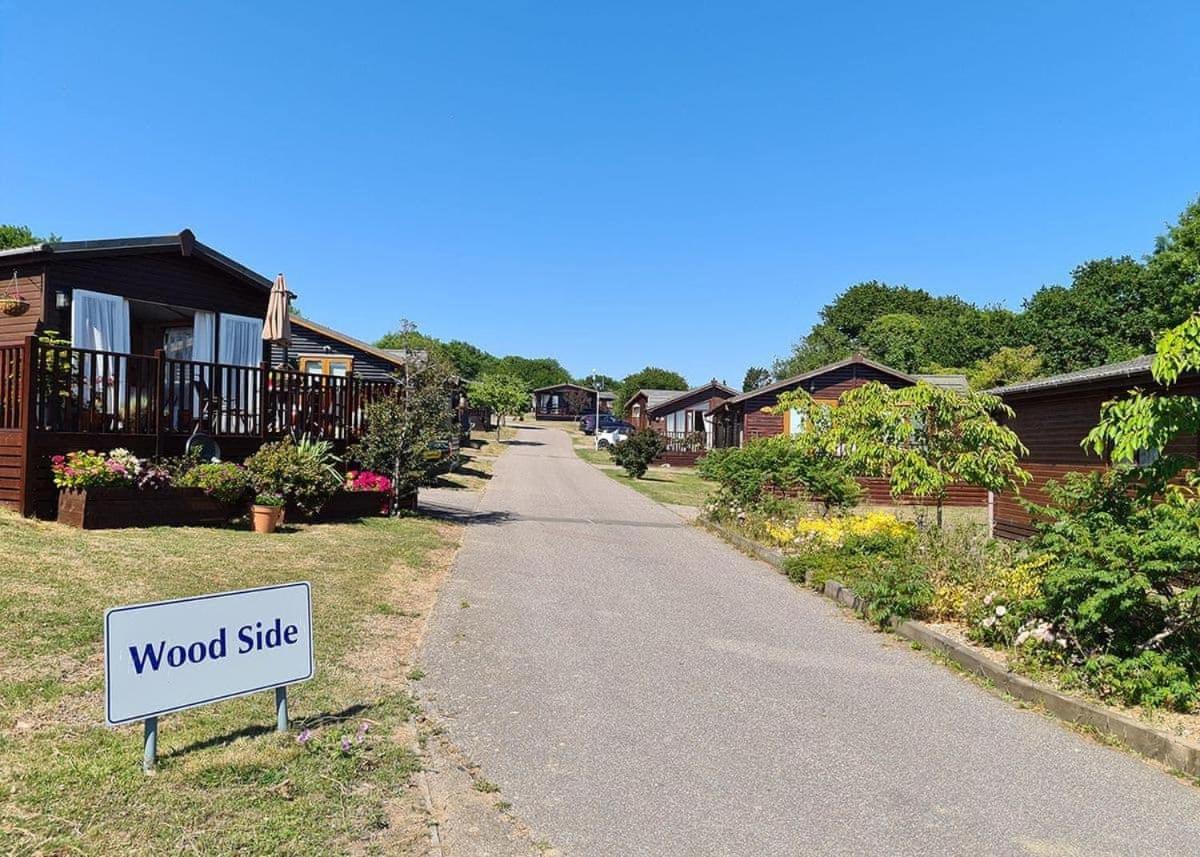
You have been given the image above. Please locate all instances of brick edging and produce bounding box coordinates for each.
[698,516,1200,779]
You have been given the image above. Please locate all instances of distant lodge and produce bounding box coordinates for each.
[532,383,615,420]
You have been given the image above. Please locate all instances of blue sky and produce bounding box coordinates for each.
[3,2,1199,386]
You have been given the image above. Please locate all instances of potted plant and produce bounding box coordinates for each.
[251,493,285,534]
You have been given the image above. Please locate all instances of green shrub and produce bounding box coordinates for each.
[609,429,666,478]
[245,437,341,518]
[698,436,860,512]
[179,463,252,507]
[1031,470,1200,671]
[853,560,934,629]
[1075,652,1198,712]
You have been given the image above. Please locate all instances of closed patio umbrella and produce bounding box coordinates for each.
[263,273,293,366]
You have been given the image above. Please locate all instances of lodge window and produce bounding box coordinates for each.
[298,355,353,377]
[1135,447,1160,467]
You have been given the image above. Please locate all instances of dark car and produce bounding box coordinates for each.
[581,413,633,435]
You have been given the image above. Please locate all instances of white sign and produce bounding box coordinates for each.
[105,582,314,726]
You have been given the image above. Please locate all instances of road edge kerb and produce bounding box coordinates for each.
[697,516,1200,779]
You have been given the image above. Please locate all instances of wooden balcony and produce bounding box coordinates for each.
[0,336,402,516]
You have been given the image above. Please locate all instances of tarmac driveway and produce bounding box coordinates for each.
[419,424,1200,857]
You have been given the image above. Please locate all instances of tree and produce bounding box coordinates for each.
[469,373,529,437]
[495,355,571,392]
[613,367,688,414]
[609,429,667,478]
[0,224,59,250]
[1146,196,1200,326]
[742,366,772,392]
[828,381,1030,526]
[444,340,498,380]
[576,372,617,391]
[1024,257,1156,374]
[349,352,457,508]
[859,313,928,373]
[968,345,1043,390]
[375,319,448,365]
[1084,312,1200,494]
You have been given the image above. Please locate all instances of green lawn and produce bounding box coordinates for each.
[564,427,714,507]
[604,467,715,507]
[0,511,460,855]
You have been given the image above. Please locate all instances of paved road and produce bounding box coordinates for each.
[420,425,1200,857]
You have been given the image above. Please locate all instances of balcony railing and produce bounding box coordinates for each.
[12,338,400,442]
[661,430,708,453]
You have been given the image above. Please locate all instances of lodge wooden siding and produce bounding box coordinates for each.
[995,376,1200,539]
[40,253,269,336]
[270,323,400,381]
[0,268,45,345]
[738,363,910,442]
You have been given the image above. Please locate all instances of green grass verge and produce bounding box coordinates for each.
[0,510,459,855]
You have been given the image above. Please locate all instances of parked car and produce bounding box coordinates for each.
[595,426,632,449]
[581,413,633,435]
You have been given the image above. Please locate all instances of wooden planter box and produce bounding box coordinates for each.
[57,487,236,530]
[315,490,393,522]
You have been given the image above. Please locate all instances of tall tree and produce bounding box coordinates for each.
[742,366,772,392]
[0,224,59,250]
[968,345,1043,390]
[469,373,529,437]
[576,372,618,391]
[859,313,928,373]
[443,340,498,380]
[495,355,571,392]
[613,367,688,414]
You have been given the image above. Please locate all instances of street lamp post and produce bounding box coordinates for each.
[593,370,601,448]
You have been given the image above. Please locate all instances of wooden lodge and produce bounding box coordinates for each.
[532,383,614,420]
[991,355,1200,539]
[623,381,737,465]
[709,355,984,507]
[0,230,408,518]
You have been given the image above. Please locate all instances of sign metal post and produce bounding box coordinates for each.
[106,582,313,772]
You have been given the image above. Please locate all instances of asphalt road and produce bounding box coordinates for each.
[420,424,1200,857]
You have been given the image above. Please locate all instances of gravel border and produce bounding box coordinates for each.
[699,517,1200,779]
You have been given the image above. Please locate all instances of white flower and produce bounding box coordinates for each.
[995,605,1007,617]
[983,593,994,606]
[982,616,996,628]
[1015,631,1030,645]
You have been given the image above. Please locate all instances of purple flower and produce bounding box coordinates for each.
[295,728,312,745]
[356,721,370,743]
[340,735,352,753]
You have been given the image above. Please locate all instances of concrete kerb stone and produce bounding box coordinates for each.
[698,516,1200,780]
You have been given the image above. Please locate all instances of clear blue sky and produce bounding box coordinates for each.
[4,2,1199,386]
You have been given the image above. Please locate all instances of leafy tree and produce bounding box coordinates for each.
[495,355,571,392]
[1024,257,1156,374]
[742,366,772,392]
[968,345,1043,390]
[1146,196,1200,325]
[576,372,617,391]
[609,429,667,479]
[859,313,928,373]
[349,352,457,506]
[828,381,1030,526]
[469,373,528,437]
[443,340,498,380]
[612,367,688,414]
[774,322,853,377]
[375,319,448,364]
[1084,312,1200,494]
[0,224,60,250]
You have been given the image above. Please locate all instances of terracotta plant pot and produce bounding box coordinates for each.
[251,504,283,534]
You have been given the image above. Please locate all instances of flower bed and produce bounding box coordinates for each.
[57,486,236,529]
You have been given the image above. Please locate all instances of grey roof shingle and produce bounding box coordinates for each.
[632,389,686,409]
[989,355,1154,396]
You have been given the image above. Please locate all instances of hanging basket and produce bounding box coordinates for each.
[0,297,29,317]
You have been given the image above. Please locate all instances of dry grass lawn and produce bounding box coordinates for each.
[0,511,462,856]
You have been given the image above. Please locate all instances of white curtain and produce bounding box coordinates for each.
[217,314,263,433]
[71,289,130,419]
[181,311,217,423]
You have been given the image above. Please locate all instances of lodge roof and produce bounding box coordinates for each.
[0,229,274,293]
[989,355,1154,397]
[647,380,738,416]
